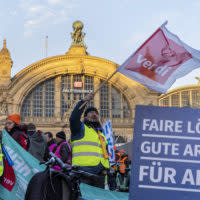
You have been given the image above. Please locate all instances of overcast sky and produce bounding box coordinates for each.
[1,0,200,91]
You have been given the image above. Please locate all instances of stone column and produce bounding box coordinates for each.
[54,76,61,121]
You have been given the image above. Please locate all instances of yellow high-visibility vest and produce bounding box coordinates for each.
[71,124,109,168]
[0,144,4,178]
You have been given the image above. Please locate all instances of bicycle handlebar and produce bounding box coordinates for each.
[49,152,71,170]
[41,152,99,181]
[75,169,99,181]
[40,157,56,166]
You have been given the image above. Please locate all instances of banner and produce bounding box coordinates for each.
[118,21,200,93]
[130,105,200,200]
[102,120,115,163]
[0,129,128,200]
[80,183,128,200]
[0,130,45,200]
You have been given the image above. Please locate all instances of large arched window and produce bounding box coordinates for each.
[21,75,131,120]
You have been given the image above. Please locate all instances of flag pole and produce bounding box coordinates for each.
[79,70,118,110]
[45,35,48,58]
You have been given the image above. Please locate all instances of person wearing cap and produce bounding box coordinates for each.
[69,93,109,188]
[50,131,71,170]
[116,149,130,192]
[5,114,28,150]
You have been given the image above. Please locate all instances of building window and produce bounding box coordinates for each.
[60,75,94,117]
[171,93,180,107]
[73,75,83,103]
[100,82,109,118]
[123,95,131,118]
[191,90,200,108]
[181,91,190,107]
[32,83,43,117]
[21,93,31,117]
[61,76,71,116]
[45,79,55,117]
[160,97,169,106]
[84,76,94,107]
[111,87,121,118]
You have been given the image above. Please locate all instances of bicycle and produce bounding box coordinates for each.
[25,152,99,200]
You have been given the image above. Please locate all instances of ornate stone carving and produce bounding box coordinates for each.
[0,102,7,115]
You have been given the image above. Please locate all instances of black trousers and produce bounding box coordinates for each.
[81,173,105,189]
[107,172,117,190]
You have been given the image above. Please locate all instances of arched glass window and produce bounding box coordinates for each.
[84,76,94,107]
[192,90,200,108]
[181,91,189,107]
[21,75,131,120]
[171,93,180,107]
[21,93,31,117]
[100,82,131,119]
[111,87,121,118]
[100,83,109,118]
[160,97,169,107]
[61,75,71,116]
[60,75,94,117]
[21,78,55,118]
[73,75,83,103]
[123,95,131,118]
[45,79,55,117]
[32,83,43,117]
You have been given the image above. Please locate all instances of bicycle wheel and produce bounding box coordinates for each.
[25,170,73,200]
[25,170,49,200]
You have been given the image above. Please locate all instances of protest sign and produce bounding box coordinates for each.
[103,120,115,163]
[130,105,200,200]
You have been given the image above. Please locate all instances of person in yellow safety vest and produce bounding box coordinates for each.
[69,92,109,189]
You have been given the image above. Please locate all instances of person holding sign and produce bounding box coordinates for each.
[69,92,109,189]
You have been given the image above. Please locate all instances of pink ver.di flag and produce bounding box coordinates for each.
[117,21,200,93]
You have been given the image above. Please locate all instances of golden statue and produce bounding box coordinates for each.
[71,21,86,47]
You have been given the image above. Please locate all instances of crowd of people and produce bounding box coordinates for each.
[2,93,131,192]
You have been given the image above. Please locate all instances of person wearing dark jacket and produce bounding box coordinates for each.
[43,132,56,161]
[27,123,47,162]
[50,131,71,170]
[69,93,109,188]
[5,114,28,150]
[44,132,56,148]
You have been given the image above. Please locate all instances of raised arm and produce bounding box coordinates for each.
[69,93,94,141]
